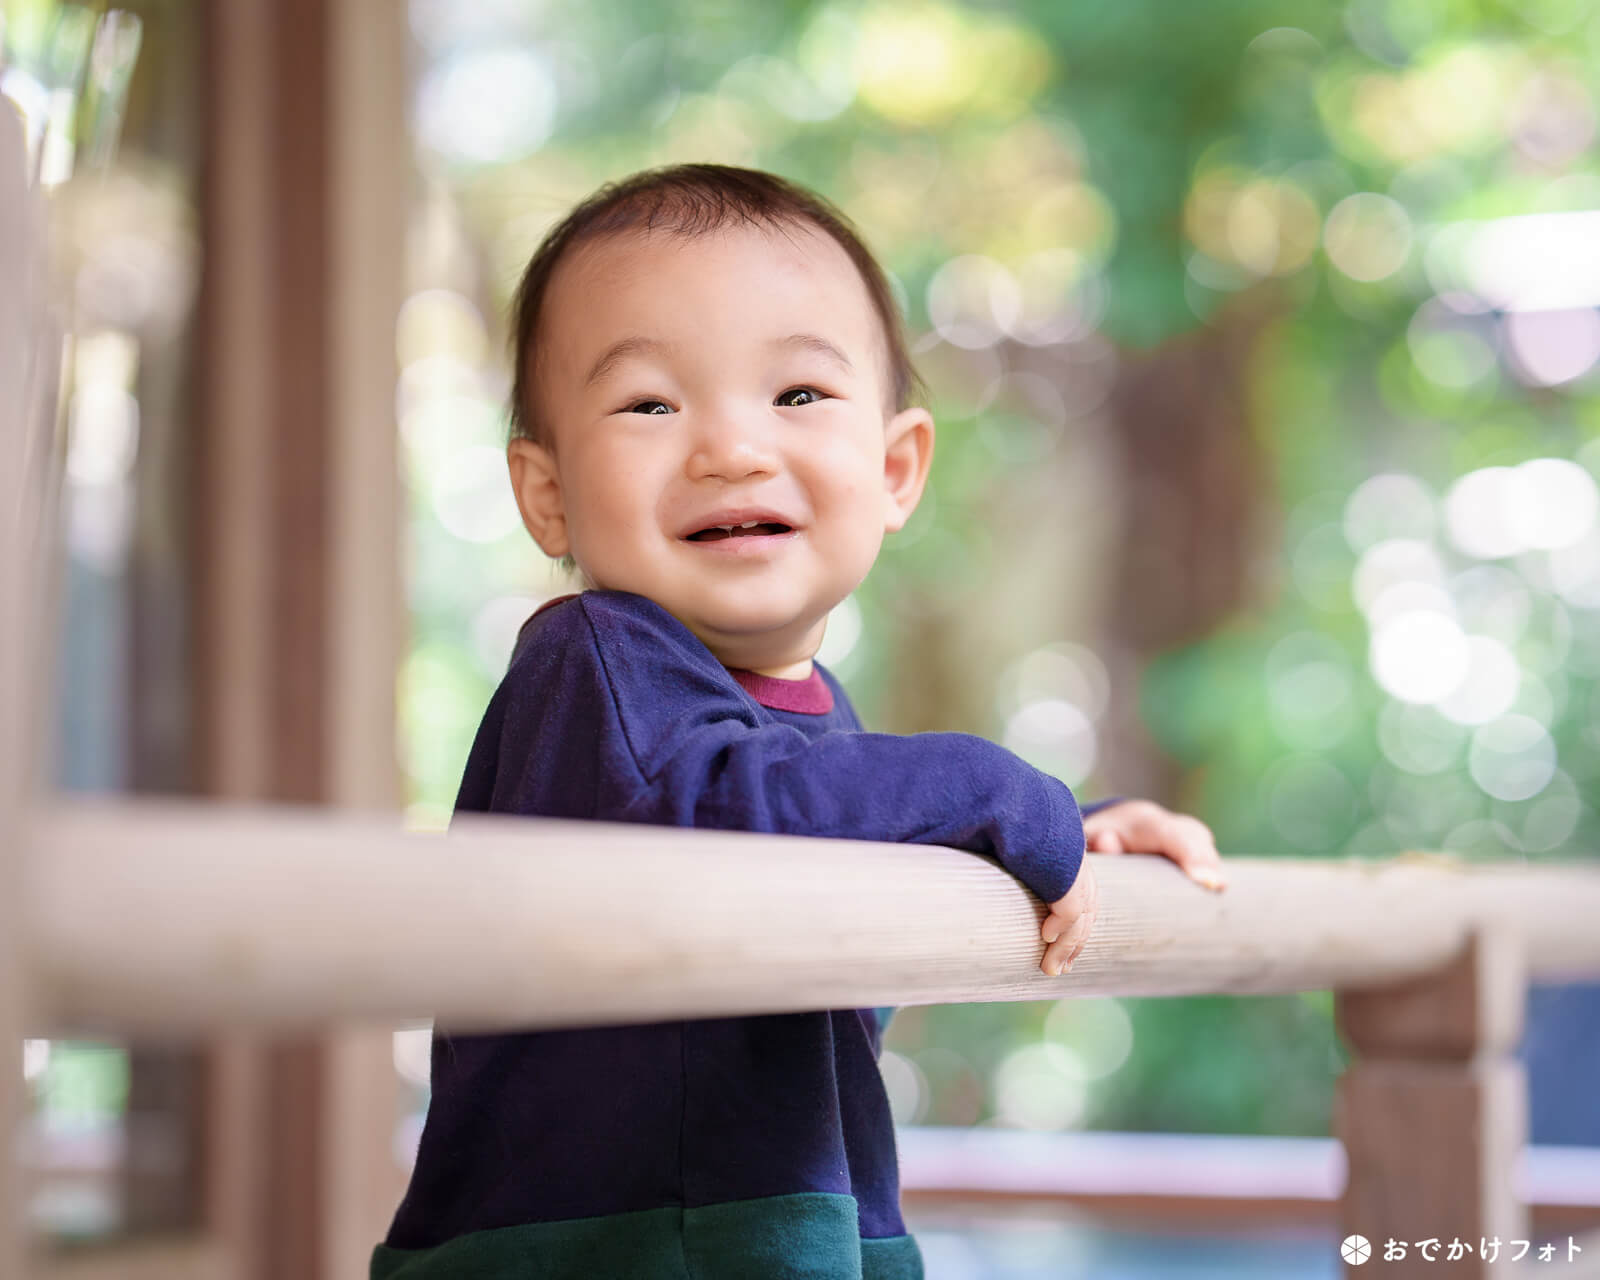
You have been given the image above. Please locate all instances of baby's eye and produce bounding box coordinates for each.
[775,386,827,408]
[625,399,674,415]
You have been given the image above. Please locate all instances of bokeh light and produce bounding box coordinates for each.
[1183,169,1319,278]
[1004,642,1110,723]
[1007,248,1106,346]
[926,254,1021,349]
[1377,701,1467,776]
[1432,210,1600,313]
[1445,467,1521,560]
[397,288,488,368]
[432,445,523,544]
[855,4,1050,126]
[1445,460,1600,559]
[879,1049,930,1125]
[992,1042,1089,1131]
[1548,529,1600,609]
[1451,565,1533,644]
[1503,308,1600,386]
[1002,698,1096,787]
[1435,635,1521,726]
[1343,473,1436,550]
[1370,610,1470,704]
[415,46,558,167]
[1353,538,1446,614]
[1468,714,1557,802]
[1323,192,1411,282]
[1519,771,1584,852]
[817,593,864,670]
[1042,998,1133,1082]
[1406,300,1498,390]
[1266,631,1357,751]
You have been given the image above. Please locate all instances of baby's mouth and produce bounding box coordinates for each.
[686,521,793,542]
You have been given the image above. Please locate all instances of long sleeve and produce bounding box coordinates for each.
[491,589,1084,905]
[617,720,1082,903]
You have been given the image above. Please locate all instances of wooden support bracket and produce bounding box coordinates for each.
[1335,924,1528,1278]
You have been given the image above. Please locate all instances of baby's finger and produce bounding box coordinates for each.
[1044,898,1096,973]
[1171,817,1227,890]
[1086,827,1124,854]
[1041,917,1079,973]
[1042,861,1097,941]
[1045,908,1095,975]
[1041,910,1080,960]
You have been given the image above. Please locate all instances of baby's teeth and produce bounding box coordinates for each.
[739,520,760,528]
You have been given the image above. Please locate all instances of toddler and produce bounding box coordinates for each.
[373,163,1227,1280]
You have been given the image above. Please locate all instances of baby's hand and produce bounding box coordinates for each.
[1038,800,1227,977]
[1084,799,1227,891]
[1040,857,1098,977]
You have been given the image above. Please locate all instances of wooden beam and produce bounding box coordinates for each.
[21,804,1600,1033]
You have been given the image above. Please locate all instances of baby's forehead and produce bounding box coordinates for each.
[536,219,893,396]
[554,221,870,322]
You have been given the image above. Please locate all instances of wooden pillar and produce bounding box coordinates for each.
[1335,926,1528,1278]
[1,89,45,1280]
[195,0,408,1277]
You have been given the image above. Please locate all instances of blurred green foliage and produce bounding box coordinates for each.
[398,0,1600,1139]
[26,1042,128,1127]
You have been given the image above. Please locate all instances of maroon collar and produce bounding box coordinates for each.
[728,665,834,714]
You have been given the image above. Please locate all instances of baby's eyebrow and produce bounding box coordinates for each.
[584,336,675,389]
[770,333,854,374]
[582,332,854,390]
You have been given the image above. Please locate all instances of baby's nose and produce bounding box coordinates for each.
[687,414,779,479]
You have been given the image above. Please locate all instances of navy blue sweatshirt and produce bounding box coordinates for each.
[374,588,1093,1280]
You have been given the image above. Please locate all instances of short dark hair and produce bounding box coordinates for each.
[507,164,927,578]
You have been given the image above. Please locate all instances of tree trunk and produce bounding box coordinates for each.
[1098,298,1277,803]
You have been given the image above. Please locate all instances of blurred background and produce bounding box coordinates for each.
[6,0,1600,1275]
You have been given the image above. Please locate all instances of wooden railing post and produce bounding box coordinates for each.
[3,80,56,1279]
[1335,925,1528,1278]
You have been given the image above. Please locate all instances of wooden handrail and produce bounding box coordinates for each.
[22,798,1600,1036]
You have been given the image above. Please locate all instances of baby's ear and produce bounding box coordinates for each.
[507,438,570,558]
[882,406,934,535]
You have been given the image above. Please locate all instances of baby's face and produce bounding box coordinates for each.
[511,221,930,673]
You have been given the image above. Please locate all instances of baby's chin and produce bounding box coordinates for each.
[575,563,841,645]
[674,597,829,655]
[682,599,823,640]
